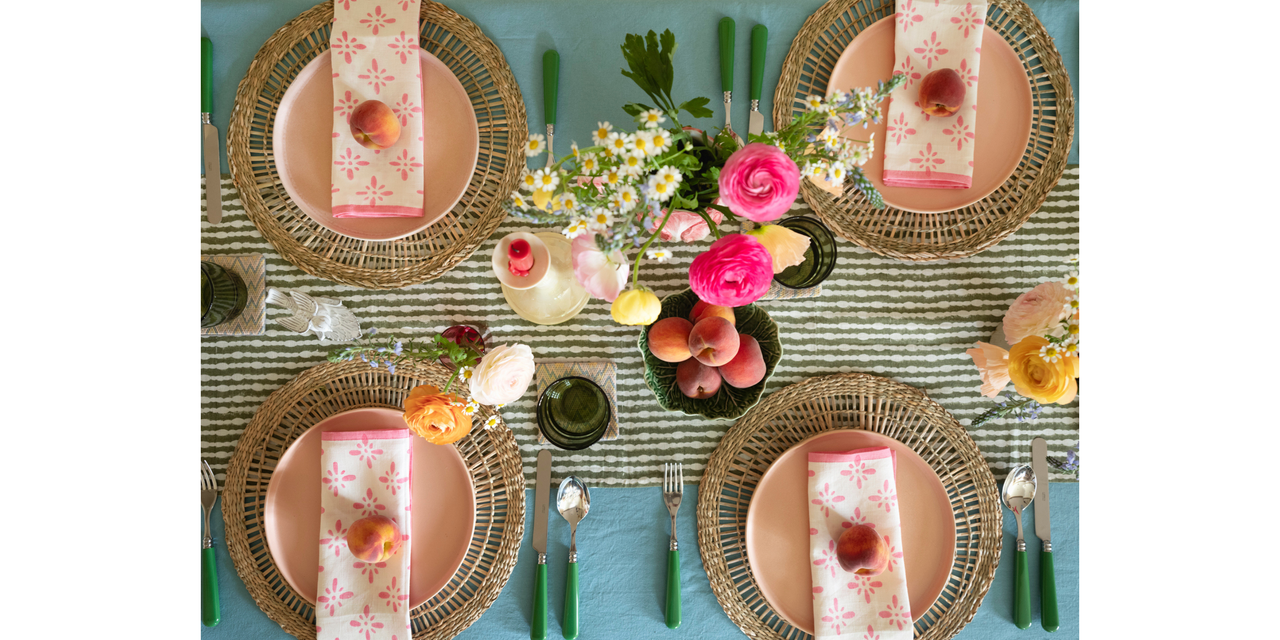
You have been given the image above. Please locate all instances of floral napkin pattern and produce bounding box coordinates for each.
[882,0,988,189]
[317,429,412,640]
[330,0,425,217]
[808,446,911,639]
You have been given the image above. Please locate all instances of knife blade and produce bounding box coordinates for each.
[530,449,552,640]
[748,25,767,137]
[1031,438,1059,632]
[202,37,222,225]
[542,50,559,169]
[718,18,740,144]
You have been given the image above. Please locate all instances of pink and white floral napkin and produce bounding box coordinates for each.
[882,0,988,189]
[317,430,412,640]
[330,1,424,217]
[808,446,911,639]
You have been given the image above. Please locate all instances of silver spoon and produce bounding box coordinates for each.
[1002,464,1037,630]
[558,476,590,640]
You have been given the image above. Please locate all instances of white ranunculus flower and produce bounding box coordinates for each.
[468,344,536,406]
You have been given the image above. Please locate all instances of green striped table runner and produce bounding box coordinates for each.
[201,167,1079,487]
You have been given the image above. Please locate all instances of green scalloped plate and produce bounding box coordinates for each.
[638,288,782,420]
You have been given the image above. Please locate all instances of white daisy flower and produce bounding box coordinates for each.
[525,133,546,157]
[558,192,579,212]
[646,248,671,262]
[828,89,848,105]
[607,193,625,210]
[655,166,683,186]
[591,121,613,146]
[483,415,501,430]
[510,192,529,209]
[532,168,559,191]
[602,167,623,187]
[562,218,590,238]
[579,154,599,174]
[571,142,580,158]
[848,145,870,167]
[646,175,675,202]
[605,131,633,154]
[587,207,613,232]
[632,130,654,156]
[458,366,474,381]
[819,126,841,148]
[463,399,480,416]
[638,108,666,128]
[616,185,639,212]
[620,152,646,177]
[805,95,825,111]
[520,167,538,192]
[649,129,673,155]
[801,161,825,179]
[1064,271,1079,291]
[826,162,847,183]
[491,402,507,410]
[1038,343,1063,364]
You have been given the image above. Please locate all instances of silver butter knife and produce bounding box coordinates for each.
[530,450,551,640]
[1031,438,1059,632]
[748,25,767,137]
[201,37,222,225]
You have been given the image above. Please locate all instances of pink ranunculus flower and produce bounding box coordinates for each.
[688,234,774,307]
[718,143,801,223]
[468,343,536,406]
[965,342,1011,398]
[1003,281,1071,344]
[644,204,725,243]
[571,233,629,302]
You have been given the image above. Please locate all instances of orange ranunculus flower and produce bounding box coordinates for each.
[403,384,472,445]
[1008,336,1077,405]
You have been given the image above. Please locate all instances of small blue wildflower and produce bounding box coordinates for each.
[361,354,368,362]
[370,361,378,368]
[377,347,386,353]
[394,342,403,356]
[368,327,378,335]
[387,364,396,374]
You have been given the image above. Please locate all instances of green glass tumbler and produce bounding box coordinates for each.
[773,216,838,289]
[536,377,611,451]
[201,261,248,329]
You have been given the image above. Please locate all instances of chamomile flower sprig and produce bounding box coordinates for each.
[327,330,484,394]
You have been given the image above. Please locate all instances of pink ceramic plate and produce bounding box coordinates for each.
[827,17,1032,213]
[264,407,476,608]
[273,50,479,241]
[745,429,956,632]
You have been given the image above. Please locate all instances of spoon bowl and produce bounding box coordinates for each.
[557,476,590,528]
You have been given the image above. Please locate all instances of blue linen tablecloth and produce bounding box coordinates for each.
[200,1,1079,637]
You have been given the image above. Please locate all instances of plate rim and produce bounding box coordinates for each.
[262,405,476,609]
[744,427,957,631]
[272,48,481,242]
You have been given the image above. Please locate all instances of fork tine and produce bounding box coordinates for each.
[663,462,670,492]
[678,463,683,492]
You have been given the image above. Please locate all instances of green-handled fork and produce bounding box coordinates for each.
[201,460,221,627]
[662,462,683,629]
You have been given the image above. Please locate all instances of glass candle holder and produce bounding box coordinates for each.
[536,376,611,451]
[201,261,248,328]
[439,324,486,369]
[773,216,838,289]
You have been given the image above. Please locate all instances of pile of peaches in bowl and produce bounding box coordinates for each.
[638,288,782,420]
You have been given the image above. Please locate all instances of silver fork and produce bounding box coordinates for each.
[201,461,222,627]
[662,463,683,629]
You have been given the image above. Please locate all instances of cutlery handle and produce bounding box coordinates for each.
[201,37,213,113]
[665,548,681,629]
[1041,548,1059,632]
[1014,547,1031,629]
[201,546,221,627]
[750,25,767,102]
[543,50,559,126]
[563,561,579,639]
[718,18,735,93]
[532,561,548,640]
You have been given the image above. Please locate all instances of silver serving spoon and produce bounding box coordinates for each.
[558,476,590,639]
[1002,464,1037,630]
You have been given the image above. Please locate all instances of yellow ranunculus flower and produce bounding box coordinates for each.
[1008,336,1077,405]
[747,224,811,274]
[531,188,555,212]
[610,287,662,325]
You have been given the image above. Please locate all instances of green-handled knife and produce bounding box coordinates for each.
[748,25,767,137]
[718,18,741,144]
[531,450,551,640]
[543,50,559,169]
[1031,438,1059,632]
[201,37,222,225]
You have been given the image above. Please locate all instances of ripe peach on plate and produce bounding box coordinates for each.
[836,524,890,575]
[346,515,404,562]
[689,300,736,326]
[349,100,402,149]
[688,317,740,366]
[648,317,694,363]
[676,359,722,399]
[720,334,766,388]
[918,69,965,117]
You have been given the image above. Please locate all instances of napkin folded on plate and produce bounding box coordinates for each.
[330,0,425,217]
[317,429,412,640]
[882,0,988,189]
[808,446,912,639]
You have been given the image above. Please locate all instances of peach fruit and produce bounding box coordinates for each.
[676,358,722,399]
[649,317,695,363]
[835,524,890,575]
[720,334,766,388]
[349,100,402,149]
[346,515,404,562]
[687,317,740,366]
[917,69,965,117]
[689,300,736,326]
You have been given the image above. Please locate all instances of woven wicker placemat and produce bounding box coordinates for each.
[223,359,525,640]
[775,0,1074,261]
[697,373,1001,640]
[228,1,525,289]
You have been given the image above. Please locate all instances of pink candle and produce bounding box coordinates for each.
[508,239,534,276]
